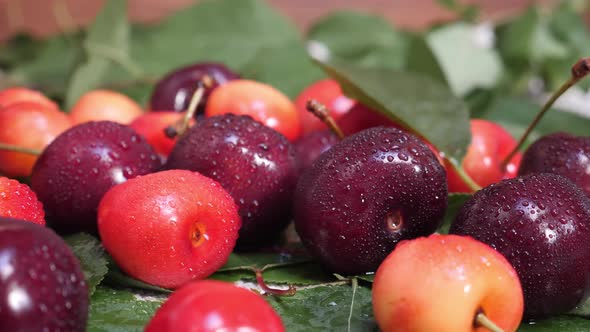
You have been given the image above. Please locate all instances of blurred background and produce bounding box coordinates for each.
[2,0,586,42]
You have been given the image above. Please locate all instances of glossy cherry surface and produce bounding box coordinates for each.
[294,130,339,171]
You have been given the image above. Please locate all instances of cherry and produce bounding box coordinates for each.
[518,133,590,196]
[294,127,448,274]
[150,62,239,114]
[129,112,193,157]
[69,90,143,125]
[165,114,298,249]
[450,173,590,318]
[0,87,58,110]
[294,130,340,172]
[145,280,284,332]
[373,234,523,332]
[447,119,522,193]
[0,177,45,225]
[337,103,395,135]
[0,217,88,331]
[205,80,302,141]
[31,121,161,233]
[0,101,71,177]
[98,170,240,289]
[294,79,354,134]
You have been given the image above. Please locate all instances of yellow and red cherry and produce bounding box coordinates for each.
[69,90,143,125]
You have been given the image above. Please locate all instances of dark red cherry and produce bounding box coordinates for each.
[0,217,88,331]
[450,173,590,318]
[165,114,298,248]
[149,62,239,114]
[294,130,339,171]
[294,127,448,274]
[31,121,162,233]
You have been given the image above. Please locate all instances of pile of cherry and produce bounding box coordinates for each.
[1,61,590,332]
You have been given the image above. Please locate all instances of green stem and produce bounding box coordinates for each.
[444,156,481,192]
[500,57,590,171]
[0,143,41,156]
[475,312,504,332]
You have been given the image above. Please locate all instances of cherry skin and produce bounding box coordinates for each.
[294,79,354,134]
[0,217,88,331]
[69,90,143,125]
[0,101,72,177]
[166,114,298,249]
[145,280,284,332]
[150,62,239,114]
[31,121,161,234]
[448,119,522,193]
[0,87,58,109]
[129,112,193,157]
[518,132,590,196]
[98,170,240,289]
[205,79,302,141]
[294,130,340,172]
[294,127,448,274]
[451,173,590,318]
[0,177,45,225]
[337,103,395,135]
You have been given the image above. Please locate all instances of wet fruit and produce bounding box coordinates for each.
[373,234,523,332]
[294,79,354,134]
[145,280,284,332]
[98,170,240,289]
[166,114,298,249]
[0,101,71,177]
[0,177,45,225]
[31,121,161,233]
[69,90,143,125]
[294,130,340,171]
[150,62,239,114]
[450,173,590,317]
[518,132,590,196]
[130,112,192,157]
[294,127,448,274]
[205,80,302,141]
[0,217,88,331]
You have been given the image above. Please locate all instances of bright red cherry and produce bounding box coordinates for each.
[98,170,241,289]
[447,119,522,193]
[130,112,192,157]
[0,87,58,110]
[0,177,45,225]
[206,80,302,141]
[145,280,285,332]
[295,79,354,134]
[0,101,72,177]
[69,90,143,125]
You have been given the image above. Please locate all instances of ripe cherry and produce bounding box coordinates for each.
[205,80,302,141]
[150,62,239,114]
[0,101,71,177]
[145,280,284,332]
[294,130,340,171]
[373,234,523,332]
[31,121,161,233]
[0,87,58,109]
[69,90,143,125]
[447,119,522,193]
[98,170,241,289]
[337,103,395,135]
[0,177,45,225]
[130,112,193,157]
[294,79,354,134]
[0,217,88,331]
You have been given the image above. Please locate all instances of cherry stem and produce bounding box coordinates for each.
[0,143,41,156]
[444,156,481,192]
[254,269,296,297]
[500,57,590,171]
[475,311,504,332]
[306,99,345,139]
[165,75,214,138]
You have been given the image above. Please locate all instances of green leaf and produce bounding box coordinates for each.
[104,257,172,293]
[479,97,590,149]
[437,193,471,234]
[411,23,504,96]
[306,12,410,70]
[317,61,471,161]
[88,286,165,332]
[517,316,590,331]
[240,41,325,98]
[63,233,109,296]
[267,283,377,331]
[65,0,135,109]
[405,35,447,84]
[570,296,590,317]
[0,34,40,68]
